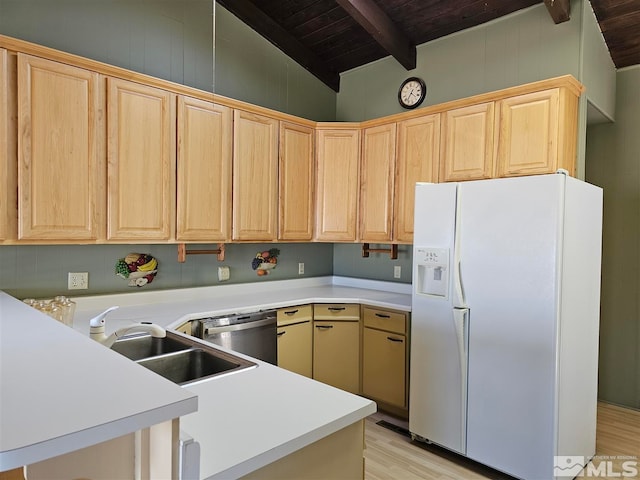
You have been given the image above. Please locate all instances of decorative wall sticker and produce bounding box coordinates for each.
[251,248,280,276]
[115,253,158,287]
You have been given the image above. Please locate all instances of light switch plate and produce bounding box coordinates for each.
[218,266,230,281]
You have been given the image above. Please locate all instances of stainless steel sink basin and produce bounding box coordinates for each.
[111,331,256,385]
[110,333,191,360]
[137,348,254,385]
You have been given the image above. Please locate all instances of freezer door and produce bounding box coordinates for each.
[460,174,564,479]
[410,182,468,454]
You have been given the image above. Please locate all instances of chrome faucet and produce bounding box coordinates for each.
[89,306,166,348]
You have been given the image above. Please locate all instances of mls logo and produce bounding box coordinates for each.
[554,456,586,477]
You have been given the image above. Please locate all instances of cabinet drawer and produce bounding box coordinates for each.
[363,307,406,334]
[313,304,360,321]
[277,304,313,326]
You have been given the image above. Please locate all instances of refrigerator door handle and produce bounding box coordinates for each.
[453,307,469,451]
[453,185,467,308]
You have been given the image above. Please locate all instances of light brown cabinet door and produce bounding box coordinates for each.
[176,96,232,241]
[315,128,360,241]
[313,320,360,394]
[496,88,572,177]
[277,320,313,378]
[279,122,314,241]
[362,327,406,408]
[107,77,175,241]
[440,102,496,182]
[394,114,440,243]
[360,123,396,242]
[0,48,17,241]
[232,110,279,241]
[17,53,104,241]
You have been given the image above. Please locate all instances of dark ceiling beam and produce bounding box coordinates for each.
[335,0,416,70]
[543,0,571,24]
[216,0,341,92]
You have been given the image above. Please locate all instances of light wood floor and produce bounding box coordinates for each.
[364,402,640,480]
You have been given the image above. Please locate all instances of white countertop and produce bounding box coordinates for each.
[0,291,198,471]
[71,276,411,335]
[3,276,411,478]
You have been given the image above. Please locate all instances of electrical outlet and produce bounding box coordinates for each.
[68,272,89,290]
[393,266,402,279]
[218,266,230,282]
[298,263,305,275]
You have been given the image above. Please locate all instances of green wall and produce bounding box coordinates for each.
[333,244,413,284]
[0,243,334,299]
[0,0,215,92]
[585,66,640,409]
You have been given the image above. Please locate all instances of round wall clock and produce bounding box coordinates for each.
[398,77,426,109]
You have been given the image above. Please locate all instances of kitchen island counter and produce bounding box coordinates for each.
[0,291,198,472]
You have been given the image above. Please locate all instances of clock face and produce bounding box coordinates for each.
[398,77,426,109]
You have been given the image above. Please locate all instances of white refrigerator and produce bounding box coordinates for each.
[409,173,603,480]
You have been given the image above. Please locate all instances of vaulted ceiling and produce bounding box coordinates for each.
[216,0,640,92]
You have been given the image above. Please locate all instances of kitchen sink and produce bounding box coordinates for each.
[137,348,253,385]
[111,331,257,385]
[110,333,192,361]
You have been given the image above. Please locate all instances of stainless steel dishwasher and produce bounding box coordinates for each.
[197,310,277,365]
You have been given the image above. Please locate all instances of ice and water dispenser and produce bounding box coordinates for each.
[414,248,450,298]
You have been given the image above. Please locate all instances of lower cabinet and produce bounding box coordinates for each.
[25,419,177,480]
[277,305,313,378]
[241,420,364,480]
[362,307,409,414]
[312,304,360,394]
[275,303,409,412]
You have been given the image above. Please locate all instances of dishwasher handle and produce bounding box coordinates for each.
[203,316,276,336]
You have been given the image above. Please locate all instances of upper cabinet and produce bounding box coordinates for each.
[0,48,16,241]
[279,121,315,241]
[360,123,396,243]
[496,88,578,177]
[107,78,176,241]
[394,114,440,244]
[232,110,279,241]
[176,96,232,242]
[17,53,104,241]
[440,102,496,182]
[315,127,361,242]
[1,36,586,246]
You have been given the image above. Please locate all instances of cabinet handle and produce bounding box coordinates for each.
[387,336,403,343]
[327,307,346,311]
[375,313,391,318]
[316,325,334,329]
[277,331,286,337]
[284,309,299,315]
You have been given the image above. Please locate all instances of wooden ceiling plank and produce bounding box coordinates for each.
[216,0,340,91]
[544,0,571,24]
[334,0,417,70]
